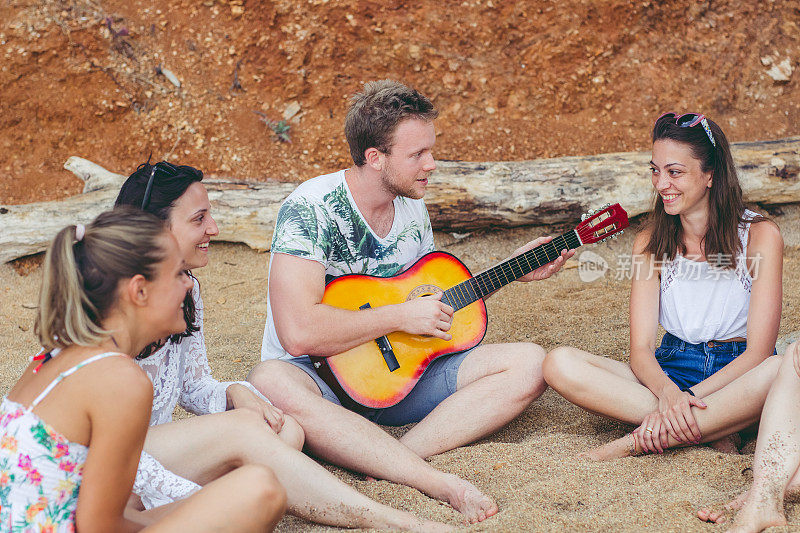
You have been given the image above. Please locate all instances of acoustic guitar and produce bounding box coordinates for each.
[311,203,629,410]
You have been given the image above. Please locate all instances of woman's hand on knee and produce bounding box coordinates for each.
[658,385,706,444]
[634,412,668,454]
[227,384,285,432]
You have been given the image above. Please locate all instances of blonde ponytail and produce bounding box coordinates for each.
[34,208,167,350]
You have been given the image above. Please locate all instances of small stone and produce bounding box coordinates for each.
[766,58,792,82]
[231,5,244,17]
[283,101,301,121]
[486,106,496,114]
[408,44,421,60]
[217,297,226,304]
[18,324,28,332]
[159,67,181,88]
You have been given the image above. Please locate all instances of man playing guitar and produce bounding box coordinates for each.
[249,80,572,524]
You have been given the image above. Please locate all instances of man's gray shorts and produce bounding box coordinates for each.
[287,349,473,426]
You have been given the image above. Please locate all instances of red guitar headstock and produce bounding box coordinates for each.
[576,203,630,245]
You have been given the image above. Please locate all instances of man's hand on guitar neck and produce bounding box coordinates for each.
[396,291,454,341]
[512,236,575,283]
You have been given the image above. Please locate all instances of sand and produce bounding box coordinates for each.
[1,206,799,532]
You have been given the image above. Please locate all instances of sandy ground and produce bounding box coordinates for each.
[1,206,799,532]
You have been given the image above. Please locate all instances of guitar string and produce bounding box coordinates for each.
[442,213,621,310]
[456,231,582,309]
[447,231,580,311]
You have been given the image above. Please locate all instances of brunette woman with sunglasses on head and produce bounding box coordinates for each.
[115,161,450,531]
[0,209,284,532]
[543,113,784,460]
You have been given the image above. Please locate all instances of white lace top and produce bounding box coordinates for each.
[132,278,269,509]
[659,209,757,344]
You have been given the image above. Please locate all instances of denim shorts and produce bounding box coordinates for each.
[287,349,472,426]
[656,332,749,389]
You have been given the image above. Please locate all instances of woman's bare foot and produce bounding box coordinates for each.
[697,489,750,524]
[439,474,498,524]
[697,467,800,524]
[724,494,786,533]
[580,433,637,461]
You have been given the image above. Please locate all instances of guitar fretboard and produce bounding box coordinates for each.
[441,230,581,312]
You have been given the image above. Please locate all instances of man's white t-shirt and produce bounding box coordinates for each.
[260,169,435,360]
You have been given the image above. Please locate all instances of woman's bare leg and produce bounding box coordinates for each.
[588,355,782,461]
[142,464,286,532]
[144,409,450,531]
[543,346,660,423]
[698,342,800,532]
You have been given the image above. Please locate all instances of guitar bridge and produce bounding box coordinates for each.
[359,303,400,372]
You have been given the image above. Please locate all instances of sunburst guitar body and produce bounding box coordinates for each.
[316,252,486,409]
[311,203,629,410]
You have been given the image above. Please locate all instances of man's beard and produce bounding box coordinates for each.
[380,164,426,200]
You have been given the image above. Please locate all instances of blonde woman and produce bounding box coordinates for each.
[0,209,285,532]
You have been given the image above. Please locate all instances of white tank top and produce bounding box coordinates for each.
[658,210,758,344]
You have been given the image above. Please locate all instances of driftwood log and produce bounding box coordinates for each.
[1,137,799,263]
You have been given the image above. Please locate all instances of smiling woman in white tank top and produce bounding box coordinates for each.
[543,112,783,461]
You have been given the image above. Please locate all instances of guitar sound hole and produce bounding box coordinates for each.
[407,284,442,300]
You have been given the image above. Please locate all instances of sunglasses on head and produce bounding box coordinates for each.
[657,112,716,147]
[141,161,179,210]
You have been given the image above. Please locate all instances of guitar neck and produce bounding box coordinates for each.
[442,230,582,312]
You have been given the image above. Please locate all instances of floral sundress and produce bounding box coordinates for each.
[0,352,124,532]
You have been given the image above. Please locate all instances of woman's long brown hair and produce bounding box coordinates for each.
[645,114,764,268]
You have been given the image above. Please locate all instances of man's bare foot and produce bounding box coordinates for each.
[439,474,498,524]
[580,434,636,461]
[708,433,742,455]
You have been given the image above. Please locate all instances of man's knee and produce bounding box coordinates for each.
[247,360,289,392]
[249,360,308,402]
[248,360,326,418]
[502,343,547,400]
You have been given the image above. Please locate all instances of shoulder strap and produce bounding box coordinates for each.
[28,352,127,411]
[739,209,759,255]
